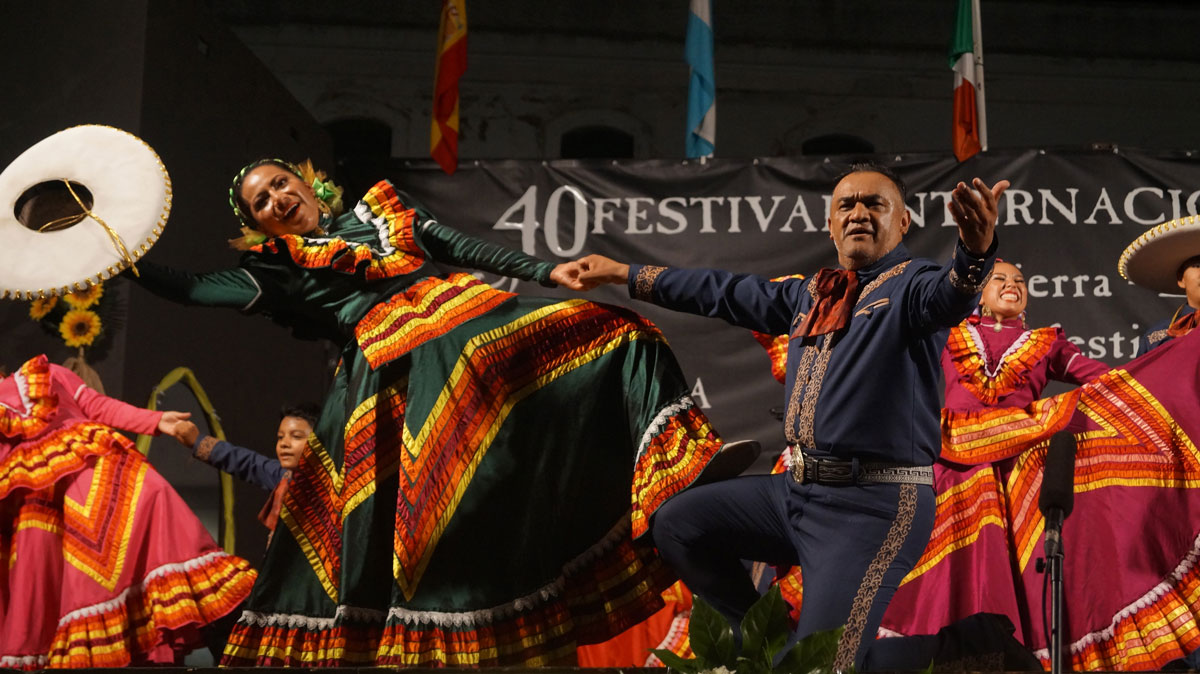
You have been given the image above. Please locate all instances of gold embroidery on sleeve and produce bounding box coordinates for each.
[633,265,668,302]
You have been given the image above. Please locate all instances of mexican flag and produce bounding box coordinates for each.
[950,0,982,161]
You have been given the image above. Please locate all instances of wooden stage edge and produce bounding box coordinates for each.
[9,662,1171,666]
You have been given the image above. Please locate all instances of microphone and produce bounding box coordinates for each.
[1039,433,1076,558]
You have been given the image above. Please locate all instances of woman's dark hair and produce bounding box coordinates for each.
[834,161,908,204]
[280,402,320,428]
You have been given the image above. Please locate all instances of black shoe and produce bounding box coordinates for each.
[696,440,762,484]
[941,613,1042,672]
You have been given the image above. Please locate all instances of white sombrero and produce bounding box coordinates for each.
[1118,215,1200,295]
[0,125,170,300]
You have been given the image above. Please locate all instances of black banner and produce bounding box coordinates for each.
[347,150,1200,461]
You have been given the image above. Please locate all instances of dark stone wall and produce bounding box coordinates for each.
[1,0,334,559]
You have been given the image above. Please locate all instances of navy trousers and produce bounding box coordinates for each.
[650,472,936,670]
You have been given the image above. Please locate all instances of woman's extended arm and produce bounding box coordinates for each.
[1049,331,1111,385]
[417,220,557,286]
[128,260,271,311]
[53,364,188,436]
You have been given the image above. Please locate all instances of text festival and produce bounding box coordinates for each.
[494,182,1200,257]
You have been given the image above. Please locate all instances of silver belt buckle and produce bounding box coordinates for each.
[790,446,806,484]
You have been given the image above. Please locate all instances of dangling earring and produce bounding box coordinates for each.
[1019,311,1028,330]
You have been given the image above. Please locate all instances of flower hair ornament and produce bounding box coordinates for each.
[227,158,345,250]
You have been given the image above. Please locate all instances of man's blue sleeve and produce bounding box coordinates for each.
[905,238,998,332]
[192,436,284,492]
[625,263,805,335]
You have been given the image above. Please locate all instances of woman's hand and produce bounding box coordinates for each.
[575,255,632,287]
[551,256,632,291]
[157,410,193,440]
[551,261,592,291]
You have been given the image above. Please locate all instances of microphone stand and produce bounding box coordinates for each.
[1044,510,1066,674]
[1039,432,1075,674]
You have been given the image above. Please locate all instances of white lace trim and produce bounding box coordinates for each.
[238,604,387,631]
[636,395,696,465]
[352,199,398,258]
[965,322,1033,378]
[1032,528,1200,660]
[644,609,692,666]
[0,365,34,416]
[0,654,47,668]
[238,516,635,631]
[56,550,235,627]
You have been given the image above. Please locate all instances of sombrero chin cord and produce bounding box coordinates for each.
[38,179,140,277]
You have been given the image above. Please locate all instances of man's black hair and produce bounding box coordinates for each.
[1178,255,1200,281]
[280,403,320,428]
[834,161,908,204]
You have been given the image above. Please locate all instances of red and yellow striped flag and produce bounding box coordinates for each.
[431,0,467,175]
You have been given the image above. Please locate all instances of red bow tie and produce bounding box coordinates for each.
[1168,310,1199,339]
[792,268,861,338]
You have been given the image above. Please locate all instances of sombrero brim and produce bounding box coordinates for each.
[0,125,170,300]
[1118,215,1200,295]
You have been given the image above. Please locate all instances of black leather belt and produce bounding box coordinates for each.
[788,448,933,486]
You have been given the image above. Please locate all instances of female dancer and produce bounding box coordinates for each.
[0,355,256,668]
[131,160,726,666]
[881,260,1200,670]
[878,260,1107,645]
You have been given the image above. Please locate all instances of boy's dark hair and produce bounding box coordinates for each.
[1177,255,1200,281]
[834,161,908,204]
[280,403,320,428]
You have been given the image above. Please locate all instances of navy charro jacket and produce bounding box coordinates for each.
[1138,304,1195,356]
[627,240,996,467]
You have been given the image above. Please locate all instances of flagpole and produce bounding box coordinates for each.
[971,0,988,151]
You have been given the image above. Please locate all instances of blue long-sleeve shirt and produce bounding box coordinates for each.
[627,240,995,467]
[192,435,285,492]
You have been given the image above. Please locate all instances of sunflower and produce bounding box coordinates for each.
[64,283,104,309]
[59,310,102,348]
[29,295,58,320]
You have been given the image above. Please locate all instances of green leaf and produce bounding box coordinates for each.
[740,585,791,665]
[647,648,700,673]
[774,625,844,674]
[732,656,767,674]
[689,595,737,667]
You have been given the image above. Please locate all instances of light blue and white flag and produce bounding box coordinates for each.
[685,0,715,158]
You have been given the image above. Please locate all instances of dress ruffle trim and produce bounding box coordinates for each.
[0,355,57,440]
[1035,530,1200,670]
[940,391,1079,465]
[354,272,515,367]
[221,518,673,667]
[645,608,693,666]
[249,181,426,281]
[0,422,132,499]
[946,324,1058,406]
[0,551,256,669]
[631,395,721,538]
